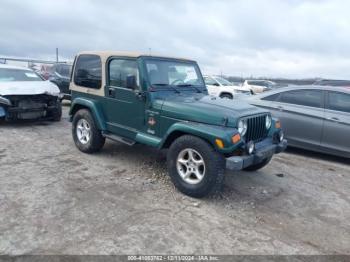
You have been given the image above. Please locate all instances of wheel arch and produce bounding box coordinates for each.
[160,122,241,154]
[161,130,188,149]
[219,92,233,98]
[70,98,106,130]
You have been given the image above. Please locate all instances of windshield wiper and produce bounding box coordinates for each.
[176,84,202,93]
[152,83,180,93]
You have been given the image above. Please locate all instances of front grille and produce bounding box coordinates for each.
[5,94,56,107]
[245,114,268,142]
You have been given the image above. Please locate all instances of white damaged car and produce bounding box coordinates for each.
[0,64,62,121]
[204,75,252,99]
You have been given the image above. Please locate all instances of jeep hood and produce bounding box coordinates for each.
[0,80,60,96]
[157,94,268,127]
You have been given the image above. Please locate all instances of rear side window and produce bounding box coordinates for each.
[74,55,102,89]
[248,81,268,87]
[327,92,350,113]
[279,89,323,108]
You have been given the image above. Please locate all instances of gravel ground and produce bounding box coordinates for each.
[0,105,349,255]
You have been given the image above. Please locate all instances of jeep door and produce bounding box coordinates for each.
[265,89,325,151]
[321,91,350,157]
[104,58,145,139]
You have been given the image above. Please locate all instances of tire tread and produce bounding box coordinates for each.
[167,135,225,198]
[72,109,105,153]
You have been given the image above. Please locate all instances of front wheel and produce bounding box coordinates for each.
[72,109,105,153]
[51,101,62,121]
[167,135,225,198]
[243,156,272,171]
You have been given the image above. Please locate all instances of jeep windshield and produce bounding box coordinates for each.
[144,58,205,92]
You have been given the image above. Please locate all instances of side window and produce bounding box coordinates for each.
[261,93,281,101]
[279,90,323,108]
[109,59,139,89]
[204,77,217,85]
[327,92,350,113]
[74,55,102,89]
[248,81,264,86]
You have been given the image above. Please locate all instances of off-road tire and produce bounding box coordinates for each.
[72,109,105,153]
[51,102,62,122]
[243,156,272,171]
[167,135,225,198]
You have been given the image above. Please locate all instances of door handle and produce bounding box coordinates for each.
[277,105,284,111]
[134,90,145,100]
[109,88,116,97]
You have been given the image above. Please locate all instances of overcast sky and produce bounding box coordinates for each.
[1,0,349,79]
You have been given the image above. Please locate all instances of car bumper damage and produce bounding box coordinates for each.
[226,138,288,171]
[0,94,60,120]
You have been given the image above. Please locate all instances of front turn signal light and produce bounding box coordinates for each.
[215,139,224,149]
[275,120,281,129]
[232,134,241,144]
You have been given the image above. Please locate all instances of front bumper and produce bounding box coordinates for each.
[226,139,287,171]
[1,95,61,120]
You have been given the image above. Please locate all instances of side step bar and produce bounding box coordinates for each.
[102,132,135,146]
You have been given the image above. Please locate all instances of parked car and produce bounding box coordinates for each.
[39,64,53,80]
[48,63,72,100]
[312,79,350,87]
[243,80,277,94]
[204,75,251,99]
[245,86,350,158]
[69,51,287,198]
[0,64,62,121]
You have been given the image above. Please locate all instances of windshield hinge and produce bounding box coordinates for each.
[222,117,228,127]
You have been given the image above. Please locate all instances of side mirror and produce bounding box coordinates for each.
[126,75,137,89]
[213,82,220,86]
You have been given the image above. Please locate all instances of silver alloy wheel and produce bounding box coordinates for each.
[76,119,91,144]
[176,148,206,185]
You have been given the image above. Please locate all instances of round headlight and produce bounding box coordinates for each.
[238,119,248,136]
[265,115,272,130]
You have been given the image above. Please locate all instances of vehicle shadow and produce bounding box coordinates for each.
[100,142,282,204]
[285,146,349,165]
[61,100,71,107]
[0,119,56,127]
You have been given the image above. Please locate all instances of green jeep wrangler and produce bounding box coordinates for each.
[69,51,287,198]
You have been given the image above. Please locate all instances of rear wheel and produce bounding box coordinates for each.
[72,109,105,153]
[167,135,225,198]
[243,156,272,171]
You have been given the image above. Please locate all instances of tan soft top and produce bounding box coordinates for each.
[70,51,195,96]
[77,51,194,62]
